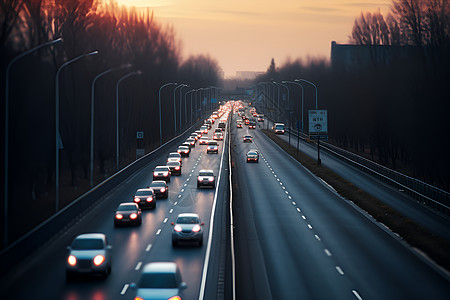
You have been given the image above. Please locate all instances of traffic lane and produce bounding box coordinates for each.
[273,126,450,240]
[232,131,353,299]
[1,132,214,299]
[250,129,450,299]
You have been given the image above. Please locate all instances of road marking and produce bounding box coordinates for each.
[174,201,178,205]
[324,249,332,256]
[285,191,289,194]
[288,196,292,199]
[135,261,142,270]
[184,183,187,187]
[315,234,321,241]
[297,208,301,212]
[307,224,313,229]
[352,290,363,300]
[302,215,306,220]
[163,218,168,223]
[169,209,173,214]
[120,284,129,295]
[145,244,152,252]
[156,229,161,235]
[292,201,296,205]
[336,266,344,275]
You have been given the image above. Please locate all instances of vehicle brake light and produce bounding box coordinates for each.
[160,187,166,193]
[163,172,169,176]
[168,296,181,300]
[116,214,123,219]
[175,167,180,170]
[177,150,181,153]
[209,177,214,182]
[130,213,138,220]
[174,225,182,232]
[93,255,105,266]
[134,197,141,203]
[146,197,153,202]
[192,224,201,232]
[68,255,77,266]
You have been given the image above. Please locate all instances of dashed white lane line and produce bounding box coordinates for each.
[145,244,152,252]
[174,201,178,205]
[120,284,129,295]
[292,201,296,205]
[336,266,344,275]
[314,235,321,241]
[352,290,363,300]
[296,208,301,212]
[163,218,168,223]
[135,261,142,270]
[169,209,173,214]
[156,229,161,235]
[302,215,306,220]
[307,224,313,229]
[324,249,332,256]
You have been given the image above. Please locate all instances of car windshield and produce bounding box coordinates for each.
[208,142,218,145]
[135,190,152,196]
[276,125,284,129]
[150,182,165,187]
[248,152,258,156]
[179,146,188,150]
[139,273,177,289]
[177,216,199,224]
[118,204,137,211]
[71,238,104,250]
[199,172,213,176]
[168,153,180,158]
[245,136,252,138]
[155,167,169,171]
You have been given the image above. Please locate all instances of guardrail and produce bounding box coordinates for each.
[261,115,450,216]
[0,118,209,277]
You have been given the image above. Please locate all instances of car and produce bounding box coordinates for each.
[195,130,203,138]
[272,122,285,134]
[66,233,112,280]
[186,138,196,147]
[248,121,256,129]
[149,180,169,199]
[166,161,181,176]
[257,114,264,122]
[131,262,187,300]
[190,133,199,140]
[244,119,250,125]
[218,122,226,129]
[214,128,223,133]
[167,152,182,164]
[246,150,259,163]
[213,132,223,140]
[243,135,253,142]
[114,202,142,226]
[133,188,156,209]
[153,166,171,182]
[207,140,219,154]
[200,125,208,134]
[172,213,204,247]
[237,122,243,128]
[197,169,215,188]
[177,145,190,157]
[199,136,209,145]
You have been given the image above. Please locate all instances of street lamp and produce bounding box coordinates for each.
[159,82,177,145]
[4,37,63,248]
[185,89,196,127]
[295,78,317,109]
[174,84,187,134]
[90,64,131,187]
[116,70,142,170]
[56,50,98,212]
[283,81,304,133]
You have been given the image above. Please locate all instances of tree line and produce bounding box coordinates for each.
[255,0,449,191]
[0,0,221,246]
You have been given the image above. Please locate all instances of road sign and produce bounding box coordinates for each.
[136,131,144,139]
[211,98,217,103]
[309,110,328,134]
[309,134,328,141]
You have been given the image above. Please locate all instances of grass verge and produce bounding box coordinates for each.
[262,129,450,273]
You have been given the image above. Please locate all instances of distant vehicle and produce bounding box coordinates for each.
[66,233,112,280]
[153,166,171,182]
[177,145,190,157]
[131,262,187,300]
[133,188,156,209]
[149,180,169,199]
[167,152,182,164]
[114,202,142,227]
[237,121,243,128]
[243,135,253,142]
[248,120,256,129]
[190,133,199,140]
[214,128,223,133]
[199,136,209,145]
[195,130,203,138]
[218,122,226,129]
[272,123,285,134]
[172,213,204,247]
[186,138,196,147]
[197,169,216,188]
[213,132,223,140]
[246,150,259,163]
[207,140,219,154]
[166,161,181,176]
[257,114,264,122]
[200,125,208,133]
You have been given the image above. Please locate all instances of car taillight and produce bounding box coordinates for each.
[192,224,201,232]
[168,296,181,300]
[134,197,141,203]
[177,150,181,153]
[209,177,214,182]
[175,166,180,170]
[130,213,138,219]
[146,197,153,202]
[115,214,123,219]
[160,187,166,193]
[68,255,77,266]
[174,225,182,232]
[134,297,145,300]
[93,255,105,266]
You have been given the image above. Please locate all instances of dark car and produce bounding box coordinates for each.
[153,166,171,182]
[133,188,156,209]
[172,213,204,247]
[246,150,259,163]
[149,180,169,199]
[197,169,215,188]
[66,233,112,280]
[166,161,181,176]
[114,202,142,227]
[177,145,190,157]
[248,121,256,129]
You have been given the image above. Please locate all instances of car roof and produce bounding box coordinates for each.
[118,202,139,208]
[155,166,170,169]
[137,188,153,193]
[199,169,214,173]
[166,161,180,165]
[142,262,177,274]
[178,145,189,148]
[75,233,105,240]
[150,180,166,185]
[177,212,200,218]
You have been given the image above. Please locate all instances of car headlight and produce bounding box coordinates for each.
[93,255,105,266]
[115,214,123,219]
[130,213,138,219]
[192,224,201,232]
[174,225,182,232]
[146,197,153,202]
[134,197,141,203]
[68,255,77,266]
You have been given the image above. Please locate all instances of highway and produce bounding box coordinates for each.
[230,110,450,299]
[1,115,231,299]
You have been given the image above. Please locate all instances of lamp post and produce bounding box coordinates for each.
[4,37,63,248]
[179,84,189,132]
[185,89,196,128]
[284,81,304,133]
[116,71,141,170]
[90,64,131,187]
[55,50,98,212]
[159,82,177,145]
[295,78,317,109]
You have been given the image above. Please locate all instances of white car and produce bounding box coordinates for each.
[197,169,215,188]
[131,262,187,300]
[66,233,112,280]
[172,213,204,247]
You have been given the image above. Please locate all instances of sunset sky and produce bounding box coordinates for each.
[116,0,391,78]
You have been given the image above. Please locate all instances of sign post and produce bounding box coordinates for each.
[308,110,328,165]
[136,131,144,159]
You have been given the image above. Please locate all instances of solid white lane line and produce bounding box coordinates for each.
[135,261,142,270]
[120,284,129,295]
